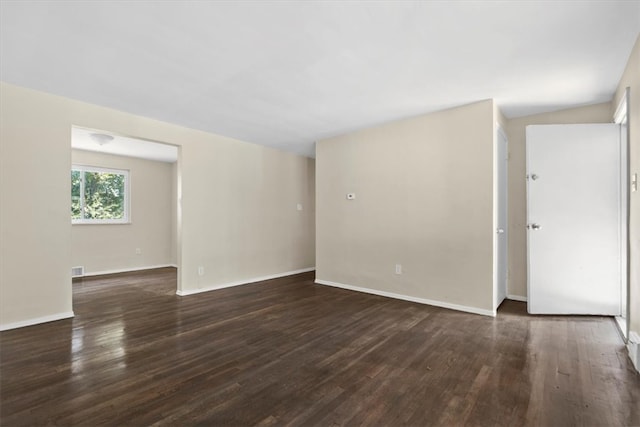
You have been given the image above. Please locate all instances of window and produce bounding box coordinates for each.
[71,166,129,224]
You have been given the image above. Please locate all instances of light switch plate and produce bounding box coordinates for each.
[632,173,638,192]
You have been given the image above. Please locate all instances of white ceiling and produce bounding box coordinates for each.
[72,127,178,163]
[2,1,639,158]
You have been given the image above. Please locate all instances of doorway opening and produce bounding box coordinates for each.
[69,126,181,303]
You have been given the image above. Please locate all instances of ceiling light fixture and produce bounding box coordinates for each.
[90,133,115,146]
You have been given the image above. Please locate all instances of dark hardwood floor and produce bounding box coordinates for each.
[1,268,638,426]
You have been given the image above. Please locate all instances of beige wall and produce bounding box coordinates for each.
[0,82,315,329]
[71,149,174,273]
[179,137,315,292]
[504,102,613,299]
[316,100,495,314]
[3,34,636,330]
[613,34,640,335]
[1,84,73,327]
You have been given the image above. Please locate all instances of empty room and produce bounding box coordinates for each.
[1,1,639,426]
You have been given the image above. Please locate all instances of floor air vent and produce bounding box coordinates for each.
[71,266,84,278]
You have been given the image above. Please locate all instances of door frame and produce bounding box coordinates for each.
[493,123,509,311]
[69,125,182,303]
[614,87,630,342]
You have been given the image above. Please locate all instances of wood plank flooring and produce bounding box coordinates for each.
[1,268,638,426]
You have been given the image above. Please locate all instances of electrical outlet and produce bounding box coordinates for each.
[297,203,303,211]
[198,266,204,276]
[135,248,141,255]
[395,264,402,275]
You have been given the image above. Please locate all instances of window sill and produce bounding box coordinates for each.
[72,221,132,225]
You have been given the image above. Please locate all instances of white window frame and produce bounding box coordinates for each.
[72,165,130,225]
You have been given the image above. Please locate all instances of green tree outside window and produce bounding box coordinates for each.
[71,166,128,223]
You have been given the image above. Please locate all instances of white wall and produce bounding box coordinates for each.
[316,100,495,315]
[71,149,174,274]
[0,82,315,330]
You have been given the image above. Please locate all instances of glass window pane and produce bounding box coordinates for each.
[71,166,127,223]
[83,171,125,220]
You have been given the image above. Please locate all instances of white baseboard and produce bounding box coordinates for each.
[628,331,640,373]
[0,311,74,331]
[177,267,316,296]
[315,279,495,317]
[507,294,527,302]
[80,264,176,277]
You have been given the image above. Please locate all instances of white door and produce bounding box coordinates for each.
[496,127,508,306]
[526,124,621,315]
